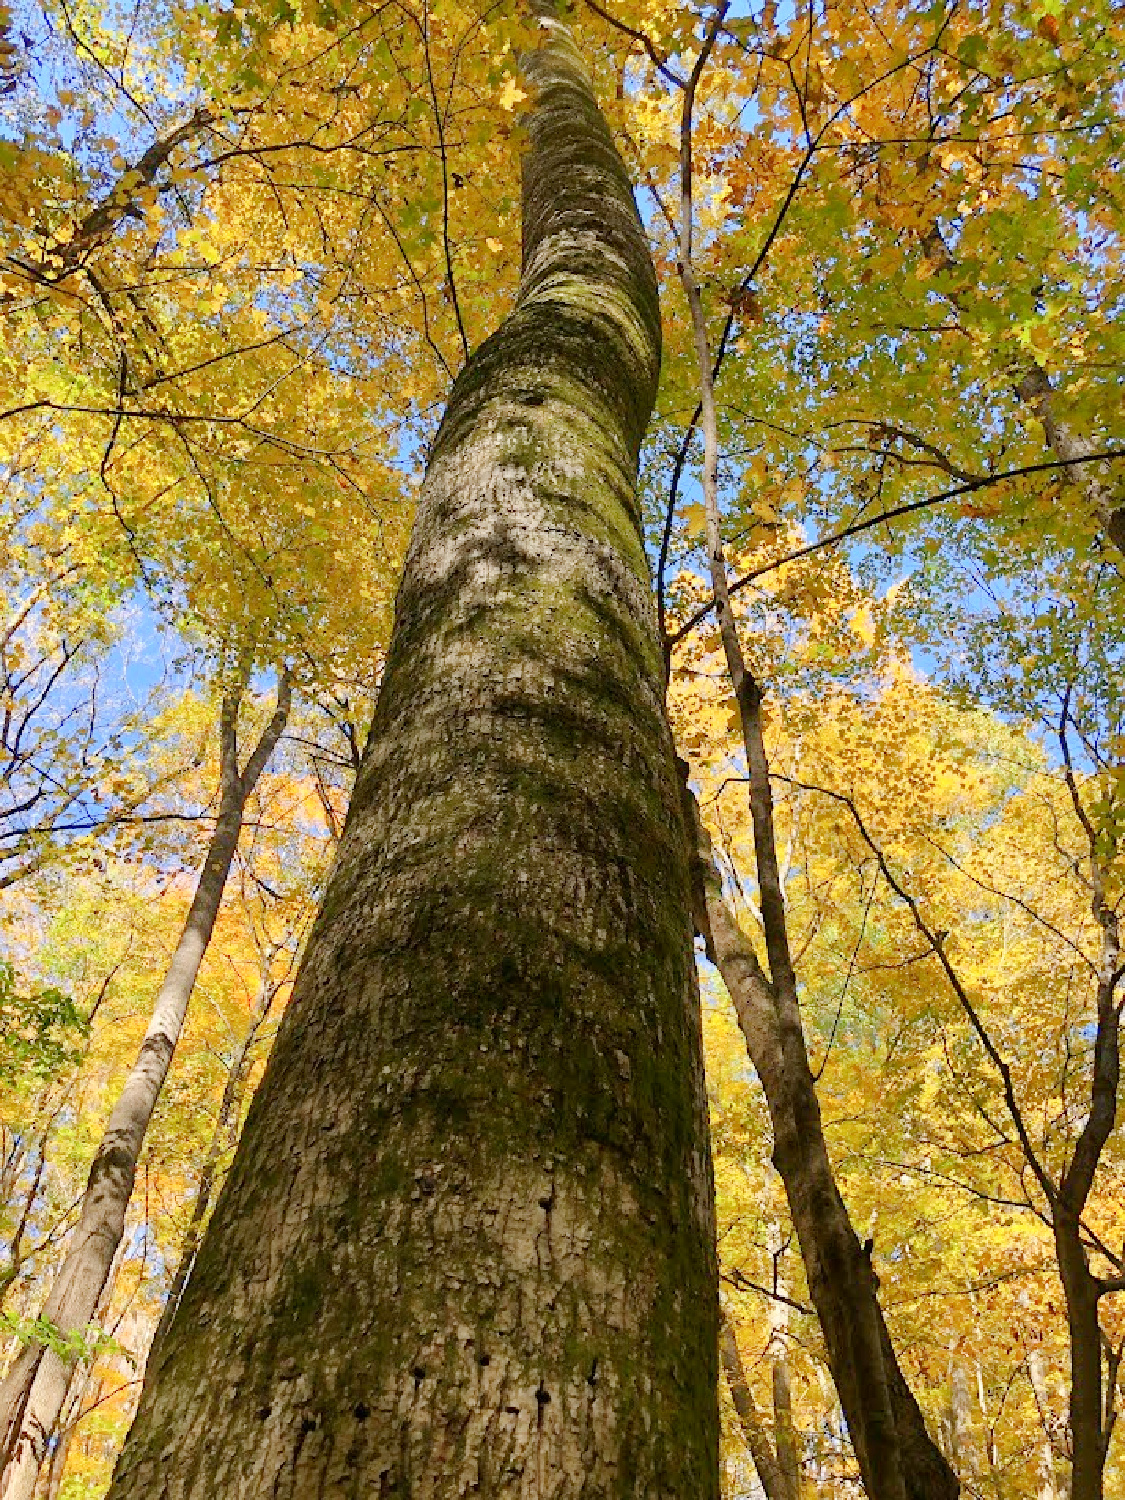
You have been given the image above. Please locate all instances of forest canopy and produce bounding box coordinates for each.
[0,0,1122,1495]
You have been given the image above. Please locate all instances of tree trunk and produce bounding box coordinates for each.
[720,1309,789,1500]
[147,962,282,1365]
[683,784,958,1500]
[946,1354,973,1479]
[1051,830,1121,1500]
[104,13,718,1500]
[766,1225,801,1500]
[1027,1348,1061,1500]
[0,671,291,1500]
[1055,1210,1105,1500]
[1014,365,1125,559]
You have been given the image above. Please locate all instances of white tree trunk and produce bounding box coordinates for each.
[0,672,290,1499]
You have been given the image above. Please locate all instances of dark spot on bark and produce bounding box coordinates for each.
[587,1358,598,1386]
[87,1141,139,1196]
[478,1353,490,1367]
[522,391,545,406]
[412,1367,425,1387]
[536,1385,550,1428]
[301,1416,318,1433]
[256,1405,272,1420]
[538,1194,553,1210]
[354,1402,370,1420]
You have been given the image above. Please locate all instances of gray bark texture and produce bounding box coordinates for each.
[719,1310,791,1500]
[681,785,958,1500]
[1027,1349,1061,1500]
[104,14,718,1500]
[1013,365,1125,559]
[0,670,291,1500]
[146,961,283,1365]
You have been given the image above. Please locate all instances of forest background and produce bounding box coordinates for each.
[0,0,1122,1494]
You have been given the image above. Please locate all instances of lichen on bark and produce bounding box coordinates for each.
[105,11,718,1499]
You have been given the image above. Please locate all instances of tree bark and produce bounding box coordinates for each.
[720,1308,790,1500]
[1013,365,1125,559]
[1056,1209,1107,1500]
[104,13,718,1500]
[766,1240,801,1500]
[1027,1347,1061,1500]
[682,784,958,1500]
[0,669,291,1500]
[1053,741,1122,1500]
[146,961,283,1366]
[921,226,1124,559]
[945,1353,974,1479]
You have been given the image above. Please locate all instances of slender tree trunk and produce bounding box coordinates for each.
[104,13,717,1499]
[1051,814,1122,1500]
[1055,1211,1105,1500]
[1013,365,1125,558]
[0,671,291,1500]
[682,784,958,1500]
[720,1308,789,1500]
[673,25,954,1493]
[1027,1348,1061,1500]
[946,1354,973,1479]
[147,963,282,1365]
[767,1259,801,1500]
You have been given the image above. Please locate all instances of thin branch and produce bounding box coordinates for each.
[668,452,1125,647]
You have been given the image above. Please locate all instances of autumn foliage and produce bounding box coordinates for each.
[0,0,1122,1493]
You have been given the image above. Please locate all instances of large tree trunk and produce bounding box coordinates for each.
[0,671,291,1500]
[104,13,718,1500]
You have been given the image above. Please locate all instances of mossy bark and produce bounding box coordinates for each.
[105,14,717,1499]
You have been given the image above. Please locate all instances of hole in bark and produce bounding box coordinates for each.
[587,1359,598,1387]
[538,1195,553,1210]
[412,1367,425,1387]
[536,1386,550,1428]
[354,1402,371,1421]
[522,392,545,407]
[256,1405,272,1420]
[478,1353,490,1367]
[301,1416,318,1433]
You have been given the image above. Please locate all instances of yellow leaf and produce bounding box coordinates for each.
[498,78,527,111]
[682,503,707,538]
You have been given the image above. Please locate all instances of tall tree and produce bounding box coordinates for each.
[0,665,291,1500]
[104,7,718,1497]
